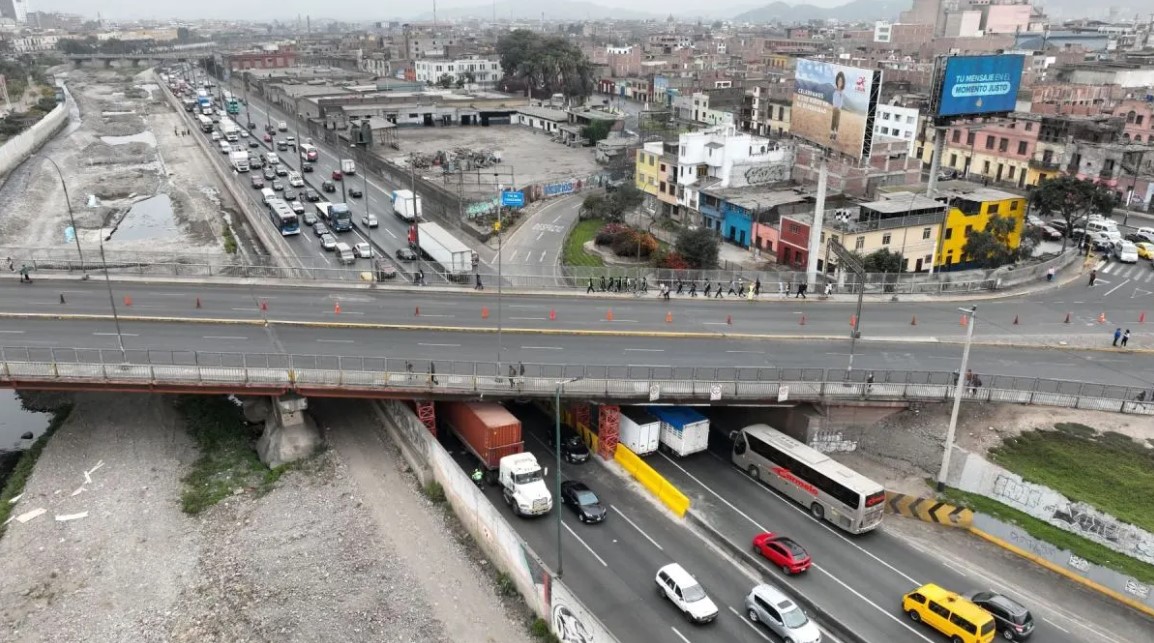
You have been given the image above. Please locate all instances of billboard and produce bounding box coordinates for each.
[791,58,882,160]
[936,55,1025,118]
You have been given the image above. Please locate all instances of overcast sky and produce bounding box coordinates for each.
[35,0,851,22]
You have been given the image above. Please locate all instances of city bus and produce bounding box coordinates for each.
[266,198,300,236]
[196,113,213,132]
[731,424,886,534]
[299,143,318,162]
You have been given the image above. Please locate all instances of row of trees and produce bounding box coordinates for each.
[496,30,596,100]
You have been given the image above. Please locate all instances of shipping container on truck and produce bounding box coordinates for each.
[648,406,710,457]
[440,401,524,470]
[619,407,662,455]
[391,189,422,221]
[412,221,475,277]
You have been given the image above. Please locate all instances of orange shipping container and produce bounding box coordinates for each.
[440,401,523,469]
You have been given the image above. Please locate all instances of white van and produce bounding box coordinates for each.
[277,121,287,131]
[265,152,280,166]
[261,187,276,205]
[1086,219,1117,235]
[218,140,231,154]
[334,242,356,264]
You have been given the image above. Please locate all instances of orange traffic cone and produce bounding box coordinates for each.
[850,314,857,327]
[123,295,132,306]
[1140,311,1147,324]
[606,309,614,321]
[959,314,967,327]
[334,301,341,314]
[1098,312,1106,324]
[910,315,917,326]
[665,311,673,324]
[549,309,556,321]
[481,306,489,319]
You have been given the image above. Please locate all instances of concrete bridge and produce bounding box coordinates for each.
[64,51,211,67]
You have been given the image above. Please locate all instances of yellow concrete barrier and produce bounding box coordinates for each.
[885,491,973,528]
[615,443,690,517]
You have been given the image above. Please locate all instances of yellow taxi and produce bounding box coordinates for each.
[1136,241,1154,260]
[903,583,995,643]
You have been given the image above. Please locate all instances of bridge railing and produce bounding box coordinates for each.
[2,347,1151,415]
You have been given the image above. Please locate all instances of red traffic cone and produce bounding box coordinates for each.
[665,311,673,323]
[606,309,614,321]
[481,306,489,319]
[959,314,967,326]
[260,299,268,311]
[334,301,341,314]
[549,309,556,321]
[1140,311,1147,324]
[850,314,857,327]
[414,306,420,316]
[910,315,917,326]
[124,295,132,306]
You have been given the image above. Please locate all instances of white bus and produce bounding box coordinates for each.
[299,143,318,163]
[731,424,886,534]
[196,113,213,132]
[265,197,300,236]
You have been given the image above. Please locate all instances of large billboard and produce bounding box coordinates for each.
[936,54,1025,118]
[791,58,881,160]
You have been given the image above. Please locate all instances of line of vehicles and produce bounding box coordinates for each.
[1033,212,1154,263]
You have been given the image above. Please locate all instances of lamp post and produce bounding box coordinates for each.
[554,376,582,578]
[99,231,127,362]
[44,158,89,279]
[495,181,504,367]
[937,305,977,492]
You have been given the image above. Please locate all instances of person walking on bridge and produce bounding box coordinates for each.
[704,282,712,298]
[587,278,595,294]
[1089,269,1097,287]
[1114,327,1123,347]
[688,281,697,297]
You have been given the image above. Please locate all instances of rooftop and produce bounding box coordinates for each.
[701,186,806,211]
[517,105,570,122]
[860,193,945,215]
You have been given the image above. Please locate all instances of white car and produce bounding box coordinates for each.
[354,242,373,259]
[362,213,378,228]
[656,563,718,624]
[1115,240,1139,263]
[288,172,304,187]
[1133,227,1154,243]
[290,200,305,214]
[239,129,249,138]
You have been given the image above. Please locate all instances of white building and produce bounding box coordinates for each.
[674,126,793,225]
[874,21,893,43]
[10,34,60,52]
[0,0,28,24]
[414,56,502,89]
[672,92,736,128]
[874,103,920,157]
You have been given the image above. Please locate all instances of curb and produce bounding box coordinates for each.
[968,527,1154,620]
[684,509,866,643]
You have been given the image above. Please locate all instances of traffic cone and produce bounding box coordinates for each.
[606,309,613,321]
[59,293,65,304]
[726,315,732,325]
[334,301,341,315]
[414,306,420,316]
[195,297,201,309]
[1140,311,1147,324]
[1013,314,1019,325]
[665,311,673,324]
[799,314,806,326]
[1098,312,1106,324]
[910,315,917,326]
[1064,312,1071,324]
[124,295,132,307]
[850,314,857,328]
[549,309,556,321]
[481,306,489,319]
[959,314,968,326]
[260,299,267,311]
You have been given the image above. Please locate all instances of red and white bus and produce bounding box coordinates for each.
[731,424,885,534]
[299,143,319,163]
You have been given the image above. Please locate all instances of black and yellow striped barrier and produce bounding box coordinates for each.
[885,491,973,528]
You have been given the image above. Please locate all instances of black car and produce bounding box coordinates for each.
[395,247,418,262]
[349,186,363,198]
[283,188,298,201]
[277,140,289,151]
[313,222,329,237]
[560,481,606,524]
[248,140,259,148]
[302,211,317,226]
[967,592,1034,641]
[250,175,264,189]
[550,430,590,464]
[302,163,314,173]
[321,179,336,193]
[304,188,321,202]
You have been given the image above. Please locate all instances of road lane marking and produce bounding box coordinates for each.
[601,319,638,323]
[203,335,248,340]
[418,342,461,348]
[536,231,545,241]
[510,316,545,321]
[624,348,664,352]
[317,339,354,344]
[727,606,773,641]
[702,322,729,326]
[539,250,547,262]
[563,522,608,567]
[1103,279,1129,297]
[384,228,397,238]
[93,332,138,337]
[522,346,562,350]
[231,307,259,312]
[415,313,454,318]
[669,627,692,643]
[1043,617,1071,633]
[0,330,25,334]
[610,506,663,551]
[725,350,762,354]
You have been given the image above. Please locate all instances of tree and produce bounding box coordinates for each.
[675,227,720,269]
[437,74,454,89]
[1031,176,1120,251]
[963,214,1021,268]
[862,248,904,273]
[580,119,614,146]
[496,29,595,101]
[605,184,643,221]
[580,193,607,220]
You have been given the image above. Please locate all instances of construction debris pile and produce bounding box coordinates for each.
[407,147,504,173]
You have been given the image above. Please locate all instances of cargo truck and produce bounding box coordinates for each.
[409,221,475,277]
[220,118,238,142]
[229,150,250,172]
[390,189,422,221]
[619,407,662,456]
[649,406,710,457]
[340,158,356,175]
[440,402,553,517]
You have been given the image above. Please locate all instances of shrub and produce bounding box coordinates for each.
[611,229,657,258]
[657,251,691,270]
[594,223,628,245]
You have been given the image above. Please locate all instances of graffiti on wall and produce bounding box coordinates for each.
[550,580,614,642]
[466,197,499,218]
[1050,501,1121,542]
[992,474,1043,509]
[810,431,857,453]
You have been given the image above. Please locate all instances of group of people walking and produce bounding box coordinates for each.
[584,275,832,300]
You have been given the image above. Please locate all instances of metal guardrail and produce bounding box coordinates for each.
[1,347,1151,414]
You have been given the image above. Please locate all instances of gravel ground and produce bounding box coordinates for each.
[0,66,234,260]
[0,393,528,643]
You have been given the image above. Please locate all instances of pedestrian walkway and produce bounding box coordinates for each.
[1097,261,1154,285]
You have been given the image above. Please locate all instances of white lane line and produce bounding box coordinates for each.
[510,316,545,321]
[384,228,397,239]
[203,335,248,340]
[506,250,519,262]
[509,304,539,309]
[536,231,545,241]
[702,322,730,326]
[725,350,762,354]
[610,506,663,551]
[728,606,773,641]
[624,348,664,352]
[669,627,692,643]
[152,292,188,297]
[416,313,454,318]
[539,249,547,262]
[316,339,355,344]
[522,346,563,350]
[1103,279,1129,297]
[335,310,365,316]
[0,330,25,334]
[601,319,639,323]
[563,522,608,567]
[1043,617,1071,633]
[940,559,968,577]
[418,342,461,348]
[93,332,139,337]
[232,307,259,312]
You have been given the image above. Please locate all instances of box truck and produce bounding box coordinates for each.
[391,189,422,221]
[649,406,710,457]
[411,221,475,277]
[340,158,356,175]
[619,407,662,456]
[440,402,552,516]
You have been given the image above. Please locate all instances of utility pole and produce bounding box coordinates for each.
[938,306,977,492]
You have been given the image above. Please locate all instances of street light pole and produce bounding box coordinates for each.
[99,232,127,362]
[554,376,582,578]
[44,157,88,280]
[937,305,977,492]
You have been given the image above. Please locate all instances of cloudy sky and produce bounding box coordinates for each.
[34,0,851,21]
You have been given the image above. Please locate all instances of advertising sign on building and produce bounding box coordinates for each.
[791,58,881,160]
[935,55,1025,118]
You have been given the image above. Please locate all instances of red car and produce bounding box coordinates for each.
[331,170,343,181]
[752,532,811,574]
[263,133,272,142]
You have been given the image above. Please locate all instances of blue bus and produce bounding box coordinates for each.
[266,198,300,236]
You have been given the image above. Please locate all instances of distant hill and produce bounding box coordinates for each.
[410,0,657,21]
[734,0,906,23]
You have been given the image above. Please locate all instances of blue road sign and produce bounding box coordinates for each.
[501,190,525,207]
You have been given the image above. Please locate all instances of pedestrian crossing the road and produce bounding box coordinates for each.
[1095,262,1154,298]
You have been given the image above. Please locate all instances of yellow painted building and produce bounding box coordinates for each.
[934,187,1027,268]
[635,142,662,197]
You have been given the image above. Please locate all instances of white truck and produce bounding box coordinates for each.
[499,452,553,517]
[619,407,662,456]
[229,150,250,172]
[220,119,238,142]
[340,158,356,175]
[649,406,710,457]
[414,221,474,277]
[391,189,422,221]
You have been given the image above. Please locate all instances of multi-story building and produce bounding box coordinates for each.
[227,47,298,72]
[934,185,1027,270]
[821,194,946,273]
[634,141,680,218]
[741,84,792,137]
[874,104,920,156]
[414,56,502,89]
[1107,99,1154,144]
[697,187,807,251]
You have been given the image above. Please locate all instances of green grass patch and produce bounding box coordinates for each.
[178,396,284,515]
[989,428,1154,533]
[940,486,1154,584]
[222,225,238,254]
[562,218,605,267]
[0,404,73,540]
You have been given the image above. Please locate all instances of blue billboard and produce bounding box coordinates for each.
[937,55,1025,118]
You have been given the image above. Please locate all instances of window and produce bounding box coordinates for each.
[880,126,890,135]
[999,138,1008,153]
[985,135,995,150]
[983,160,990,174]
[988,203,1000,214]
[1025,122,1033,131]
[966,132,975,146]
[928,601,951,619]
[922,227,931,240]
[855,237,865,250]
[952,130,961,143]
[949,613,977,635]
[1011,200,1019,211]
[1008,167,1015,179]
[950,153,957,167]
[944,228,953,240]
[882,112,891,120]
[1017,141,1027,155]
[882,233,892,245]
[1139,115,1146,125]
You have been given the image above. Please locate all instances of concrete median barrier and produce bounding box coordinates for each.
[614,443,690,517]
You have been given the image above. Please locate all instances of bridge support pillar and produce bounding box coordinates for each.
[597,404,619,460]
[255,394,320,468]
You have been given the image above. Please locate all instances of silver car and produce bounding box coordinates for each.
[745,584,821,643]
